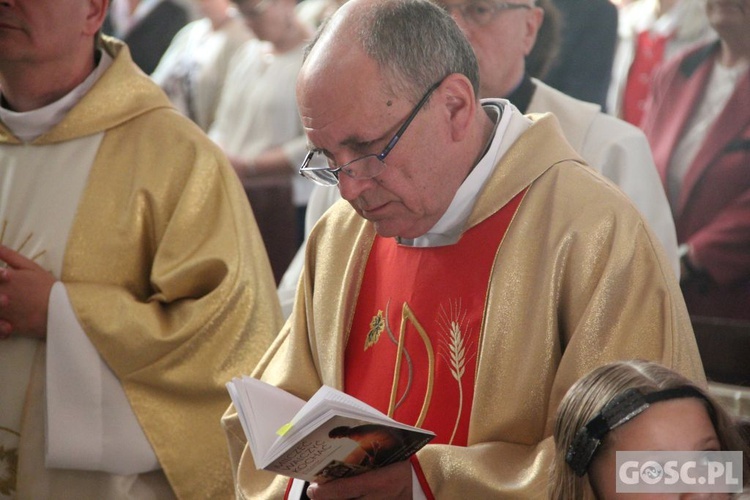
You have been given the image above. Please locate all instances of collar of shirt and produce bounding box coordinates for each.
[398,98,531,248]
[0,50,114,143]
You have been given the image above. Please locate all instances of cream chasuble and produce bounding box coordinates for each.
[1,37,283,499]
[0,53,118,498]
[1,63,161,484]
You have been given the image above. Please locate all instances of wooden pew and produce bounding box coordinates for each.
[692,315,750,421]
[692,315,750,387]
[243,174,298,285]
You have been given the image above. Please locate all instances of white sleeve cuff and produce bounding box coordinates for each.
[46,282,160,474]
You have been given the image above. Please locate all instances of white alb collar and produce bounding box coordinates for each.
[399,99,531,247]
[0,50,114,143]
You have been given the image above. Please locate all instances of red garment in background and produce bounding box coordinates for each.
[624,30,672,126]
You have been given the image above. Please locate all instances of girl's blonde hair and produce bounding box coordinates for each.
[549,360,749,499]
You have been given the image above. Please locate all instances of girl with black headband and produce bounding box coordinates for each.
[550,360,750,499]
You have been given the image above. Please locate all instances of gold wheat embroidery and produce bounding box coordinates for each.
[438,300,476,445]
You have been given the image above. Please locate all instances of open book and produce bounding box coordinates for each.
[226,376,436,483]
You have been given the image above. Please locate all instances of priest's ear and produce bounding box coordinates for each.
[438,73,477,143]
[85,0,109,37]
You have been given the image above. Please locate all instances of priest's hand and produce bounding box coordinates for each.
[0,245,55,340]
[306,461,413,500]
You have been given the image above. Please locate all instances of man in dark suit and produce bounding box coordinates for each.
[542,0,618,109]
[102,0,190,74]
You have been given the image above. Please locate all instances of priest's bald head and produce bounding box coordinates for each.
[296,0,497,239]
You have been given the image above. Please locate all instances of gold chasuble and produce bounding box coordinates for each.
[1,38,283,499]
[346,191,526,449]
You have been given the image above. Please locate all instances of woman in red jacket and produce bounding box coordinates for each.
[641,0,750,320]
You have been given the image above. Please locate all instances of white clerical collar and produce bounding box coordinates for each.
[398,99,531,248]
[0,50,114,143]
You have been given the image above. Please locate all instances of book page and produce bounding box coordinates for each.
[290,386,389,427]
[226,376,305,461]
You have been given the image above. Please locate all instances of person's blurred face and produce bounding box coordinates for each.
[433,0,543,98]
[0,0,103,68]
[237,0,291,44]
[297,52,460,239]
[705,0,750,44]
[588,399,728,500]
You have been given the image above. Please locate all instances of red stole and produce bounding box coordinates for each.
[344,191,526,446]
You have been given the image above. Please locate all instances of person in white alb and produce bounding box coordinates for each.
[209,0,317,245]
[0,0,282,497]
[151,0,252,131]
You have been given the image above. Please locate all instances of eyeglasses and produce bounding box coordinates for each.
[239,0,273,18]
[299,79,444,187]
[439,0,532,26]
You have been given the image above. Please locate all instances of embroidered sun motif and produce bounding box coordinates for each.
[0,220,46,266]
[364,310,385,351]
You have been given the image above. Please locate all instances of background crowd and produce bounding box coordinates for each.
[0,0,747,497]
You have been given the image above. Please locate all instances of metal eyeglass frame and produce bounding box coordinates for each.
[298,78,445,187]
[440,0,532,26]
